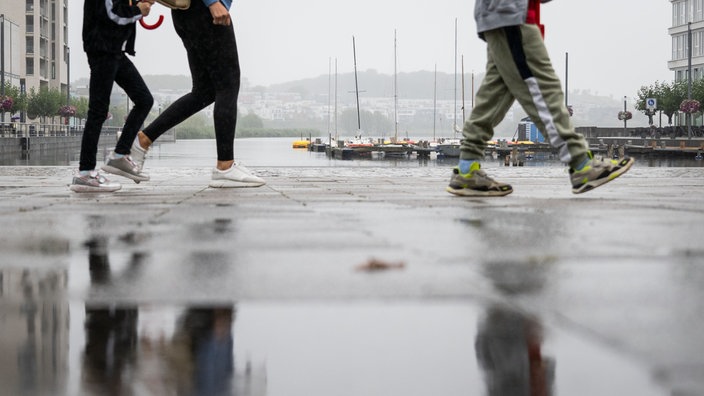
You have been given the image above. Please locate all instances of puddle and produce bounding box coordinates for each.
[0,290,667,396]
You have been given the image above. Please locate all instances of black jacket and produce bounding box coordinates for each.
[83,0,144,56]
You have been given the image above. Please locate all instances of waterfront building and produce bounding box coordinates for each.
[0,0,69,96]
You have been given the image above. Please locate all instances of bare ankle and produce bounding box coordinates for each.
[137,131,152,149]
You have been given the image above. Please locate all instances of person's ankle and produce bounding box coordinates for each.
[216,160,234,171]
[137,131,152,150]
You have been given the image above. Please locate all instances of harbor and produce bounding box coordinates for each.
[292,134,704,162]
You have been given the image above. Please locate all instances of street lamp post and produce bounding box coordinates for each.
[688,22,693,139]
[66,47,70,106]
[1,14,6,123]
[623,96,627,132]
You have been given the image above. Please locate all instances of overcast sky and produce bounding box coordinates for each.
[69,0,673,99]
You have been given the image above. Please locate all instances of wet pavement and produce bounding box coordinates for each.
[1,163,703,395]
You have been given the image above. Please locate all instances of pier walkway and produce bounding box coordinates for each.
[0,164,703,395]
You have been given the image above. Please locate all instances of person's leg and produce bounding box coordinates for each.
[483,25,588,168]
[80,53,118,172]
[447,43,515,197]
[459,49,516,162]
[141,6,216,146]
[485,24,633,193]
[175,2,239,168]
[209,25,239,168]
[113,54,153,155]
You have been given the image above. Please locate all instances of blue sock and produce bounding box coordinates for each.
[458,159,476,174]
[574,157,590,171]
[79,170,92,177]
[113,152,124,159]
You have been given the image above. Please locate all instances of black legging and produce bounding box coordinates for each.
[143,1,240,161]
[80,52,153,171]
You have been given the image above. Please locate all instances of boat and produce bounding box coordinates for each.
[437,135,461,157]
[292,139,310,149]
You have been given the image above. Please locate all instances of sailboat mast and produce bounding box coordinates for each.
[327,57,332,140]
[335,58,338,142]
[454,18,458,138]
[353,36,361,132]
[461,55,466,124]
[433,64,437,142]
[394,29,398,141]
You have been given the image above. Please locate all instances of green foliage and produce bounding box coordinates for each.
[635,80,689,125]
[238,112,264,129]
[27,86,64,122]
[173,112,215,139]
[235,128,319,138]
[71,96,89,120]
[2,81,27,114]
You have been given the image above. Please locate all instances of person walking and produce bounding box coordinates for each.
[71,0,155,193]
[447,0,633,197]
[130,0,265,188]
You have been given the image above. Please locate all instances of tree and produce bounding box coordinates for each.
[71,96,89,121]
[635,83,659,125]
[660,80,687,126]
[27,86,64,123]
[238,111,264,129]
[2,81,27,115]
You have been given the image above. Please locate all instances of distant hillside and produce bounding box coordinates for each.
[71,71,646,130]
[265,69,476,102]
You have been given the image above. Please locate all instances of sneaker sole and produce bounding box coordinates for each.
[69,184,121,193]
[572,157,634,194]
[446,186,513,197]
[101,165,150,183]
[209,179,266,188]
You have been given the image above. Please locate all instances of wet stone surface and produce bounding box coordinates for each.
[0,163,703,395]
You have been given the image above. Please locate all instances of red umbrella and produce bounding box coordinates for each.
[140,14,164,30]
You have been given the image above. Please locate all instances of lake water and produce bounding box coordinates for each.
[1,137,703,168]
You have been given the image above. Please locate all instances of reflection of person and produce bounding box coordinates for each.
[170,307,235,395]
[475,305,554,396]
[131,0,266,188]
[71,0,155,192]
[83,236,139,395]
[447,0,634,197]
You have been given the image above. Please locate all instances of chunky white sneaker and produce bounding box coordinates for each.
[209,163,266,188]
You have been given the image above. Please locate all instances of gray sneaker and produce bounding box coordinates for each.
[70,171,121,193]
[101,152,150,183]
[130,139,149,172]
[209,163,266,188]
[446,162,513,197]
[570,152,634,194]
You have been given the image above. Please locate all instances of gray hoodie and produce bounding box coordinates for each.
[474,0,552,35]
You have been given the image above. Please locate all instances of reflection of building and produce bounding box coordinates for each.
[0,1,70,95]
[0,268,70,396]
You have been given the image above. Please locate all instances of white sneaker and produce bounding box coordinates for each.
[209,163,266,188]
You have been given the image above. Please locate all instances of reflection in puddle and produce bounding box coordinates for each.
[0,229,667,395]
[0,296,668,396]
[81,304,241,396]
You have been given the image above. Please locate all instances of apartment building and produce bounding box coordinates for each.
[670,0,704,81]
[0,0,69,96]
